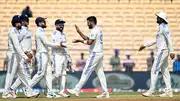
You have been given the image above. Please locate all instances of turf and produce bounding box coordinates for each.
[0,92,180,101]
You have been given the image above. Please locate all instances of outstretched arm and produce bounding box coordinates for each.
[144,40,156,47]
[72,39,94,45]
[72,39,84,44]
[40,33,61,48]
[139,40,156,51]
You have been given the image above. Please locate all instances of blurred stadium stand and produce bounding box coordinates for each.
[0,0,179,71]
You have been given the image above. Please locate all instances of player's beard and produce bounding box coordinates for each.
[23,24,28,27]
[56,27,61,31]
[17,26,22,30]
[42,25,47,28]
[88,25,93,29]
[56,27,60,31]
[57,27,63,32]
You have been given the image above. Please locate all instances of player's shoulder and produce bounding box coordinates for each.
[62,32,66,35]
[94,26,102,33]
[36,27,45,35]
[53,30,61,35]
[20,27,28,34]
[160,23,169,32]
[91,26,99,33]
[160,23,168,30]
[93,26,100,30]
[9,27,18,34]
[37,27,45,33]
[52,30,57,36]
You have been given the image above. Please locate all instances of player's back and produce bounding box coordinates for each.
[8,27,19,53]
[35,27,48,53]
[89,26,103,53]
[156,23,169,51]
[20,26,32,52]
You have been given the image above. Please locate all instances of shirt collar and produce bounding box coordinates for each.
[92,25,96,29]
[56,30,64,35]
[22,26,28,30]
[37,27,45,32]
[12,27,20,34]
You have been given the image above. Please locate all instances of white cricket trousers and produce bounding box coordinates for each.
[3,53,31,95]
[52,54,67,77]
[29,52,53,93]
[74,52,108,93]
[10,59,32,91]
[52,54,67,93]
[148,49,171,93]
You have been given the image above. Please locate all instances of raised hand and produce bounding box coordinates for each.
[75,25,81,33]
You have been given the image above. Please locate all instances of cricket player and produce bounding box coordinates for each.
[67,16,110,98]
[29,17,61,98]
[51,19,71,98]
[2,15,35,98]
[10,15,39,98]
[139,12,175,97]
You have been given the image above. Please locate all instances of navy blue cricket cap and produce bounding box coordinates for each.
[35,17,46,25]
[55,19,65,25]
[11,15,21,27]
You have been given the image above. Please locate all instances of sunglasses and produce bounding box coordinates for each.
[57,24,64,27]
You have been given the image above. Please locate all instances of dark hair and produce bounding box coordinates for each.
[86,16,97,24]
[35,17,46,26]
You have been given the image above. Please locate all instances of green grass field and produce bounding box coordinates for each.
[1,92,180,101]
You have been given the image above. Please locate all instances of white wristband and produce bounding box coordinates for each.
[83,40,88,44]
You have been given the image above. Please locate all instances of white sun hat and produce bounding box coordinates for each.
[155,12,168,23]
